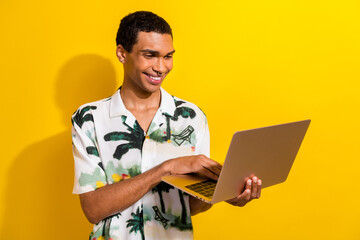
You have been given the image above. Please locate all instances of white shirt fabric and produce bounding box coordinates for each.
[71,87,210,240]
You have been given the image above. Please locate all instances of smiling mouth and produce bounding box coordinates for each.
[144,72,163,83]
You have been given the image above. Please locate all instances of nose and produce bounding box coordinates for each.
[153,58,167,75]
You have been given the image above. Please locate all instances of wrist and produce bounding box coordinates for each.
[161,159,174,176]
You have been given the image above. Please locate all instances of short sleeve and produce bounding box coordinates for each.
[195,113,210,158]
[71,108,106,194]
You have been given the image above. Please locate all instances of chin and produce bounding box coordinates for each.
[145,84,162,93]
[141,78,164,93]
[138,81,163,95]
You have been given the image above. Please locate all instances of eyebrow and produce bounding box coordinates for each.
[140,49,176,55]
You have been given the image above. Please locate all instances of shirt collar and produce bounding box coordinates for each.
[159,87,176,117]
[109,88,127,118]
[109,87,176,118]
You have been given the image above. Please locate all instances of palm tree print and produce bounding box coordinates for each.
[148,129,168,143]
[170,190,193,231]
[174,99,186,107]
[101,213,121,239]
[86,146,99,157]
[102,161,131,182]
[152,182,174,213]
[127,165,141,177]
[171,99,196,121]
[147,100,196,144]
[104,118,145,160]
[178,190,187,225]
[78,167,105,189]
[126,206,144,240]
[148,114,171,144]
[72,105,97,128]
[172,107,196,120]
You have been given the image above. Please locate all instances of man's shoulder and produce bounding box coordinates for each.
[170,94,207,120]
[71,95,112,126]
[73,96,111,114]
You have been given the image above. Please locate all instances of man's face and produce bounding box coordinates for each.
[119,31,175,94]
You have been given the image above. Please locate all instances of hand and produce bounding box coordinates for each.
[226,176,262,207]
[167,154,222,180]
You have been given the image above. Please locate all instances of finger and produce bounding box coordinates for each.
[257,179,262,198]
[238,179,252,202]
[201,155,223,171]
[199,168,219,181]
[210,164,222,175]
[203,165,221,177]
[212,161,223,171]
[245,178,252,192]
[238,188,251,205]
[251,176,258,199]
[227,179,254,207]
[201,159,222,176]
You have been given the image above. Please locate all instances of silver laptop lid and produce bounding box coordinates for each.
[211,120,311,204]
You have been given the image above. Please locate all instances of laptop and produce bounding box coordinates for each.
[161,119,311,204]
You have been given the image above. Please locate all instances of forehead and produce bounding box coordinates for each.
[133,32,174,53]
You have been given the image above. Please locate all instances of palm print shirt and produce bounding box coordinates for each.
[71,87,210,240]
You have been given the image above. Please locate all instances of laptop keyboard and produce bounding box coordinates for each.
[185,179,217,198]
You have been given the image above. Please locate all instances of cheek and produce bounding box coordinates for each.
[166,60,174,72]
[135,60,153,72]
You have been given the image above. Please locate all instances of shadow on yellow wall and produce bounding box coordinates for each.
[1,54,119,238]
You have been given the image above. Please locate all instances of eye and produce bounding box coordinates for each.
[164,55,173,59]
[144,54,154,59]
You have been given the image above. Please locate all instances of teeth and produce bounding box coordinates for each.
[149,75,161,81]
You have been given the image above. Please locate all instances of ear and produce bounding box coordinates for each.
[116,45,127,63]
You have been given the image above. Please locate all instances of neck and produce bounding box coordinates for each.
[121,80,161,111]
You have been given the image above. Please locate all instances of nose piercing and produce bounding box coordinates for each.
[157,71,164,77]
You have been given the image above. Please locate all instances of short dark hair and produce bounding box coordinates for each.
[116,11,173,52]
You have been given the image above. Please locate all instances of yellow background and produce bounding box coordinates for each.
[1,0,359,239]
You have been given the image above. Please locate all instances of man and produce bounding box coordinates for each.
[71,11,261,240]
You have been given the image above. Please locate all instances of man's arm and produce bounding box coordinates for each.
[80,161,168,224]
[80,154,222,224]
